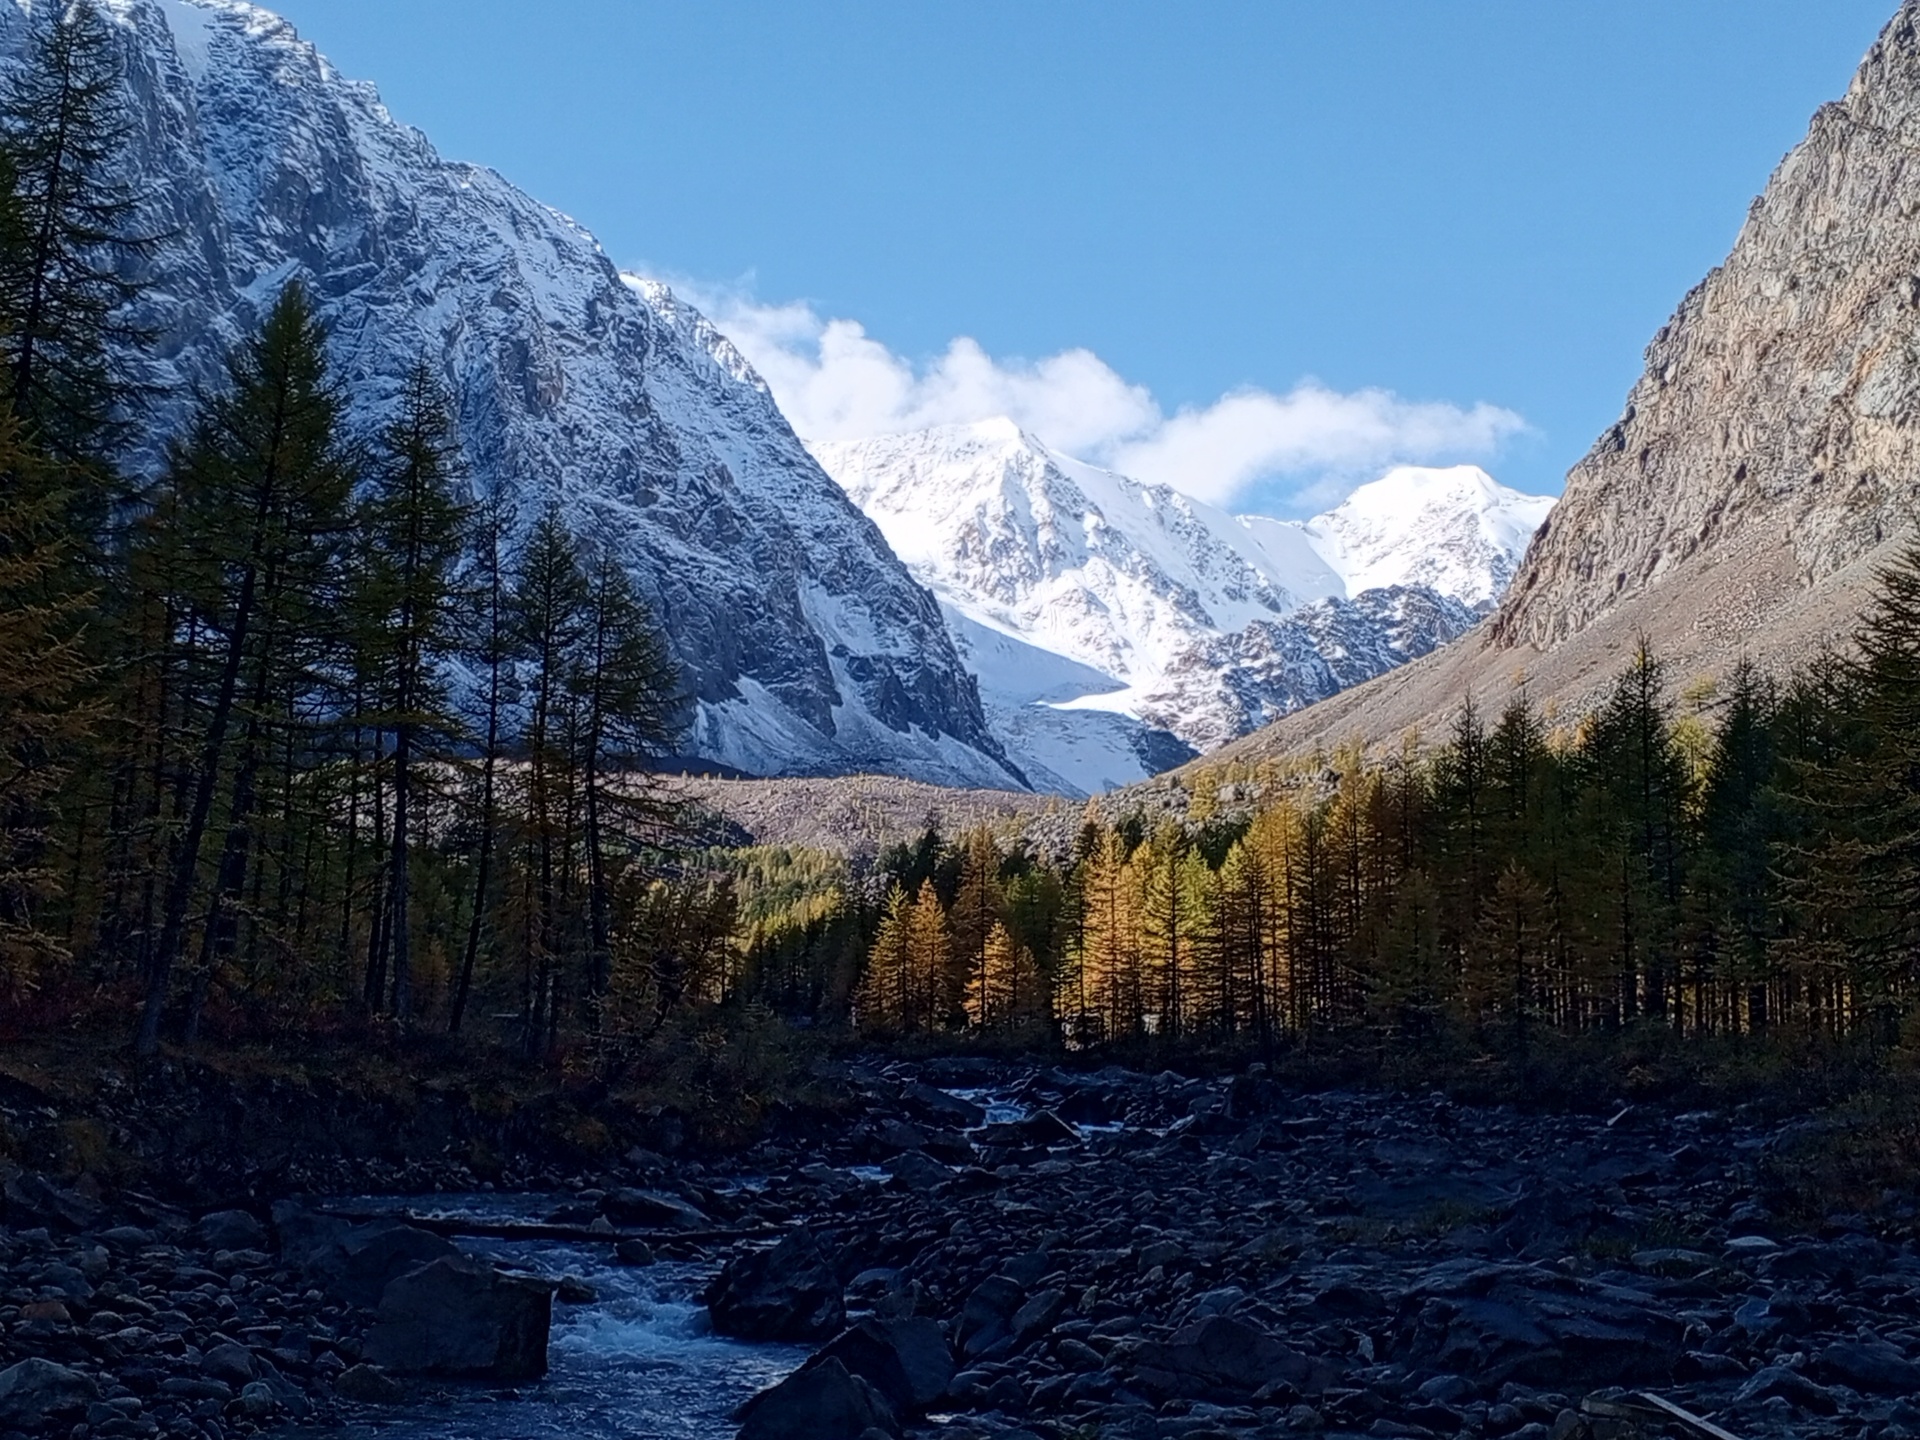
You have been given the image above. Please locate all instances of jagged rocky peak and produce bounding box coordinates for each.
[1495,0,1920,655]
[30,0,1023,789]
[809,418,1548,783]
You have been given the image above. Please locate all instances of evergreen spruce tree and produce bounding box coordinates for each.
[448,479,519,1035]
[0,406,94,998]
[511,507,590,1056]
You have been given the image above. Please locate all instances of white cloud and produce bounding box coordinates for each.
[676,280,1526,511]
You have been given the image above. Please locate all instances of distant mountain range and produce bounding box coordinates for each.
[38,0,1557,795]
[815,421,1552,793]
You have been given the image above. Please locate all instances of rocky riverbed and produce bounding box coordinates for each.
[3,1062,1918,1439]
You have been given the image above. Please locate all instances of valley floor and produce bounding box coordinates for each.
[3,1053,1916,1440]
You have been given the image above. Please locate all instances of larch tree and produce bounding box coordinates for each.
[136,281,354,1055]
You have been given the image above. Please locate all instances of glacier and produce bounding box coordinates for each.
[813,421,1554,785]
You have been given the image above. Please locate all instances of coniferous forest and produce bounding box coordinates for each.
[3,1,1920,1104]
[15,6,1920,1440]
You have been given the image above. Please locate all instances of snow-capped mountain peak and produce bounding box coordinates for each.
[1296,464,1555,608]
[807,421,1554,792]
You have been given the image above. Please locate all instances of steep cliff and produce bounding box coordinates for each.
[13,0,1022,788]
[1204,0,1920,768]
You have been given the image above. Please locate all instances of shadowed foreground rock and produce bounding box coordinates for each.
[806,1316,954,1416]
[363,1256,553,1380]
[706,1230,847,1341]
[0,1357,97,1430]
[734,1356,897,1440]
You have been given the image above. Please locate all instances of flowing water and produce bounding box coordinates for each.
[289,1195,808,1440]
[291,1086,1046,1438]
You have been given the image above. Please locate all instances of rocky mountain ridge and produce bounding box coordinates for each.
[814,421,1546,788]
[23,0,1025,789]
[1201,0,1920,770]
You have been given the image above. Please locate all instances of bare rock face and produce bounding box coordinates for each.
[0,0,1020,789]
[1200,2,1920,769]
[1496,0,1920,654]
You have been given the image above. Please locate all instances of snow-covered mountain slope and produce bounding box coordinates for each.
[25,0,1022,789]
[812,421,1551,764]
[1286,465,1557,609]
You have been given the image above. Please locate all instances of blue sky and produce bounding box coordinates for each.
[272,0,1892,515]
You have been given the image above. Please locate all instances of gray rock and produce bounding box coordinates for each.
[602,1188,710,1230]
[957,1274,1025,1358]
[194,1209,266,1251]
[1734,1365,1840,1415]
[1817,1338,1920,1394]
[809,1317,953,1416]
[735,1356,898,1440]
[706,1231,846,1342]
[0,1358,99,1428]
[363,1256,552,1380]
[201,1342,256,1386]
[1130,1315,1338,1401]
[273,1206,462,1308]
[883,1151,950,1192]
[333,1364,404,1404]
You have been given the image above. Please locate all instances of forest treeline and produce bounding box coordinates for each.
[731,587,1920,1071]
[0,3,697,1060]
[8,3,1920,1093]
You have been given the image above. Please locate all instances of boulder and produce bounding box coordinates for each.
[333,1364,405,1404]
[706,1231,846,1342]
[363,1256,552,1380]
[274,1205,463,1307]
[808,1317,953,1416]
[735,1356,898,1440]
[901,1082,984,1128]
[201,1341,257,1386]
[1395,1261,1684,1388]
[1131,1315,1338,1401]
[195,1208,267,1251]
[956,1274,1024,1358]
[602,1187,710,1230]
[1009,1288,1067,1347]
[1817,1339,1920,1394]
[883,1151,950,1192]
[0,1358,99,1429]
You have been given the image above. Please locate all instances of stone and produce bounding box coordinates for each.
[333,1364,404,1404]
[201,1342,256,1386]
[883,1151,950,1192]
[237,1381,278,1418]
[1009,1288,1067,1347]
[705,1231,846,1342]
[1817,1338,1920,1393]
[272,1205,461,1307]
[735,1356,899,1440]
[194,1209,266,1251]
[1130,1315,1338,1401]
[957,1274,1025,1357]
[363,1256,552,1380]
[0,1358,99,1428]
[1734,1366,1840,1414]
[615,1238,657,1266]
[901,1082,984,1129]
[809,1317,954,1416]
[602,1188,710,1229]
